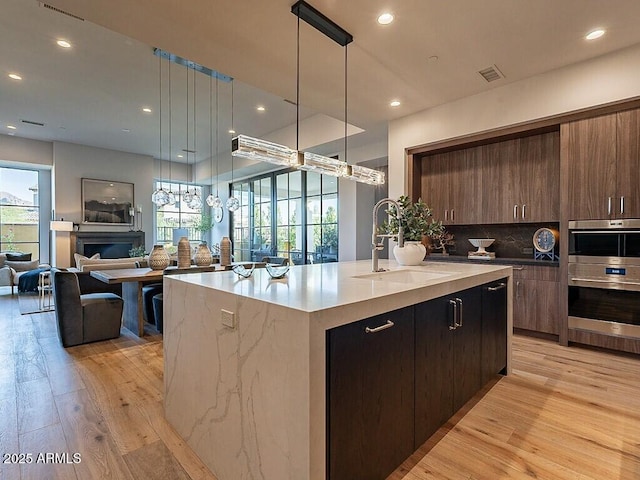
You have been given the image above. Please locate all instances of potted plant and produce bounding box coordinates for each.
[381,195,444,265]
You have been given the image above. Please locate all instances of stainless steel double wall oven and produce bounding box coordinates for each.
[568,219,640,339]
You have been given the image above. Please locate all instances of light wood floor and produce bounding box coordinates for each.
[1,290,639,480]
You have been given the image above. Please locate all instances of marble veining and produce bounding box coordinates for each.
[164,260,512,480]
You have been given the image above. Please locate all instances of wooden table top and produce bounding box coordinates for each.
[90,267,164,284]
[89,264,237,284]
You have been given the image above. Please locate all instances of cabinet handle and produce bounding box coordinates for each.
[513,204,518,220]
[364,320,394,334]
[444,209,449,221]
[516,281,522,298]
[455,298,463,327]
[448,299,457,330]
[521,204,526,220]
[513,266,525,271]
[621,196,625,215]
[487,282,506,292]
[451,209,455,222]
[608,197,612,216]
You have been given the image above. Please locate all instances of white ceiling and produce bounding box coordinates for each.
[3,0,640,179]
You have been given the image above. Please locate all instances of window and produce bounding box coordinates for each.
[230,169,338,264]
[154,181,204,247]
[0,167,40,257]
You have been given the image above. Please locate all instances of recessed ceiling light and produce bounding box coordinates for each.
[377,12,394,25]
[177,154,184,158]
[121,128,131,133]
[7,125,17,130]
[256,106,266,112]
[56,39,72,48]
[142,107,152,113]
[8,73,22,80]
[229,129,236,134]
[390,100,401,107]
[586,29,605,40]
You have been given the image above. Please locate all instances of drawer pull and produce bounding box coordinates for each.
[513,266,525,271]
[449,299,458,330]
[455,298,463,327]
[365,320,394,333]
[487,282,507,292]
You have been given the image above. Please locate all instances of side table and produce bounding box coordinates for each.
[39,270,53,311]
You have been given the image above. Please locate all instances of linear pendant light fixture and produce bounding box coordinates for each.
[232,1,384,185]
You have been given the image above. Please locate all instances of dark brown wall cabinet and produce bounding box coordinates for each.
[421,131,559,225]
[327,280,508,480]
[565,109,640,220]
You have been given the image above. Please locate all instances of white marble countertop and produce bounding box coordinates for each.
[166,259,511,320]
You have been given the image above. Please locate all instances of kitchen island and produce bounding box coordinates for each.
[163,260,512,480]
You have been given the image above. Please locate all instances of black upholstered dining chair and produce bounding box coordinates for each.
[51,269,124,347]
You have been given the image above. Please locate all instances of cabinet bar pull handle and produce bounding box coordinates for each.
[365,320,394,333]
[448,299,457,330]
[444,209,448,221]
[487,282,507,292]
[513,266,525,271]
[608,197,612,216]
[455,298,463,327]
[621,196,625,215]
[451,209,455,222]
[521,204,526,220]
[513,204,518,220]
[516,281,521,298]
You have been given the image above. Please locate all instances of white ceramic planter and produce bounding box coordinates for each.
[393,241,427,266]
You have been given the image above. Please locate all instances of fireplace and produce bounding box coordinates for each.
[70,231,145,259]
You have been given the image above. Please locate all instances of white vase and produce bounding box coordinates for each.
[393,241,427,266]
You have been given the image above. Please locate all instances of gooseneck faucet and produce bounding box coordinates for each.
[372,198,404,272]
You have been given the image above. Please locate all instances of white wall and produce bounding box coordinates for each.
[53,142,154,267]
[0,135,52,166]
[388,42,640,199]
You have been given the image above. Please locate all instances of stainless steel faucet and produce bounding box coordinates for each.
[372,198,404,272]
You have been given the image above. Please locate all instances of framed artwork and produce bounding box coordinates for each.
[82,178,134,224]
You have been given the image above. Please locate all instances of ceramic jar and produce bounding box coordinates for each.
[177,236,191,268]
[220,236,231,266]
[194,241,213,266]
[148,245,170,270]
[393,241,427,266]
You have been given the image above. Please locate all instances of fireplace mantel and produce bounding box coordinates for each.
[70,231,145,259]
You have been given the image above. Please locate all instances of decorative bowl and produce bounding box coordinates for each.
[232,263,255,278]
[265,263,290,279]
[468,238,495,253]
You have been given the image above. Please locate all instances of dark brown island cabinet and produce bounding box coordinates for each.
[327,279,508,480]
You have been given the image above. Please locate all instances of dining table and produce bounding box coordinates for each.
[89,267,165,337]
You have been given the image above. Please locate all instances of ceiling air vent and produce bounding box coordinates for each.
[38,2,85,21]
[478,65,504,83]
[21,119,45,127]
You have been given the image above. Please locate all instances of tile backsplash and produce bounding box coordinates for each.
[443,223,560,259]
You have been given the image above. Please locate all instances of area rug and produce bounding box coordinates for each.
[18,292,55,315]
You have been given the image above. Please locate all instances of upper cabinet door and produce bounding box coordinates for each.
[565,114,617,220]
[450,146,482,225]
[481,139,520,224]
[519,131,560,222]
[421,152,450,224]
[616,109,640,219]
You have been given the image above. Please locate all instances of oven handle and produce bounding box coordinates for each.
[569,230,640,234]
[570,277,640,289]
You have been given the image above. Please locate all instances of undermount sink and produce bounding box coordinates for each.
[352,269,455,284]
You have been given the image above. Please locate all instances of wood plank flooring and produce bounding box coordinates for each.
[0,288,639,479]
